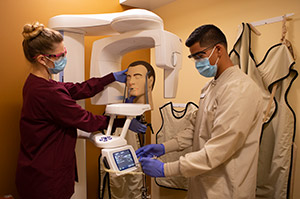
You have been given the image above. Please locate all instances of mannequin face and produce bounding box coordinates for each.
[126,65,148,98]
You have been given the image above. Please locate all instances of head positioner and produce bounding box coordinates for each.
[49,9,182,104]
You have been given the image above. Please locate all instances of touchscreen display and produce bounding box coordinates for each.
[113,149,135,171]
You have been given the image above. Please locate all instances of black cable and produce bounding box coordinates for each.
[107,172,111,199]
[98,152,112,199]
[147,123,154,134]
[101,173,108,199]
[98,154,102,199]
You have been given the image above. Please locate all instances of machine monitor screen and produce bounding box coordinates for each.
[113,149,136,171]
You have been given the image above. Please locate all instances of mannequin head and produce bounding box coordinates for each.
[126,61,155,106]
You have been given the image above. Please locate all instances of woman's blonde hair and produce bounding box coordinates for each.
[22,22,63,63]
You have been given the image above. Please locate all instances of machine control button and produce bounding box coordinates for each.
[99,136,113,142]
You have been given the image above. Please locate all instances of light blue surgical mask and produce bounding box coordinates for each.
[195,46,219,78]
[46,56,67,74]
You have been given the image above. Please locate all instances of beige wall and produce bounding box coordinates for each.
[1,0,300,198]
[151,0,300,198]
[0,1,150,198]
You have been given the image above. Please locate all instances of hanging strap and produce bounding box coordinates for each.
[281,15,287,44]
[281,15,295,59]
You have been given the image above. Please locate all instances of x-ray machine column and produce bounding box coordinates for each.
[48,9,182,199]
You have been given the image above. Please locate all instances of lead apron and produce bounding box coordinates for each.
[229,23,298,199]
[156,102,198,190]
[100,128,143,199]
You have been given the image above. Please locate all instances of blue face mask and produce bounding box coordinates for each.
[195,46,219,78]
[46,56,67,74]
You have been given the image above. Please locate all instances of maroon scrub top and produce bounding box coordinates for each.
[16,73,115,199]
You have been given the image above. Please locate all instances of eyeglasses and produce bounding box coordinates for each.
[43,47,67,58]
[188,41,223,60]
[33,47,67,59]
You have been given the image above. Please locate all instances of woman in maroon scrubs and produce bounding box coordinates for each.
[16,22,128,199]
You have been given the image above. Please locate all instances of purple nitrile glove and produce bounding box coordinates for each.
[113,69,128,83]
[139,157,165,177]
[136,144,165,158]
[129,118,147,134]
[125,96,136,103]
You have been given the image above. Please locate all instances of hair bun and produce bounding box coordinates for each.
[22,22,44,40]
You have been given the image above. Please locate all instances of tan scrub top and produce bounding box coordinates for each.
[163,66,264,199]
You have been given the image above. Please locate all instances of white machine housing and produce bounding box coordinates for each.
[101,145,139,176]
[91,103,151,148]
[90,103,151,176]
[48,9,182,198]
[90,29,182,104]
[49,9,182,105]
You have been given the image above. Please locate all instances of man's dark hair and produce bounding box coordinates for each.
[128,61,155,90]
[185,24,227,50]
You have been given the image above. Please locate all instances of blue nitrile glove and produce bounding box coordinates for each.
[136,144,165,158]
[139,157,165,177]
[129,118,147,134]
[125,96,136,103]
[113,69,128,83]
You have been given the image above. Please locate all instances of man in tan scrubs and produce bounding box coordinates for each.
[137,24,264,199]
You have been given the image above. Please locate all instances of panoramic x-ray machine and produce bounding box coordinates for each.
[48,9,182,198]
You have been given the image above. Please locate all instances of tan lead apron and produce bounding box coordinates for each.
[229,23,298,199]
[100,128,143,199]
[156,102,198,190]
